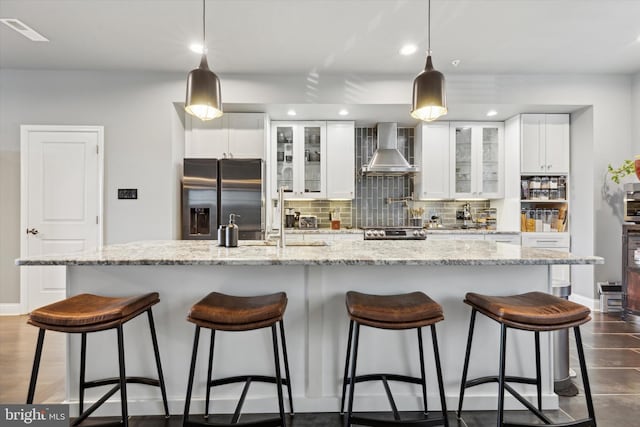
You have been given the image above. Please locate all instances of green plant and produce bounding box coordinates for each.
[607,159,636,184]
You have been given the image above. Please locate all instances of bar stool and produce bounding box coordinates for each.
[457,291,596,427]
[341,291,449,427]
[183,292,293,427]
[26,292,169,427]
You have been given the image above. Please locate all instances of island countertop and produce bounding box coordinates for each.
[16,239,603,266]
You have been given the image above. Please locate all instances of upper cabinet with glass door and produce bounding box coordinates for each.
[450,122,504,199]
[271,121,327,199]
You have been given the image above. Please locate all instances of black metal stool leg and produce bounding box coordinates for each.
[183,326,201,427]
[344,322,360,427]
[340,319,354,415]
[26,328,45,404]
[534,331,542,411]
[417,327,429,415]
[79,333,87,414]
[116,325,129,427]
[496,324,507,427]
[457,309,477,418]
[431,324,449,427]
[205,329,216,419]
[147,309,170,418]
[279,320,295,416]
[271,324,286,427]
[574,327,596,423]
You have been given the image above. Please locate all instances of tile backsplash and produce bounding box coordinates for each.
[285,126,490,228]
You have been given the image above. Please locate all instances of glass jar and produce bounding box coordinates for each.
[543,209,552,232]
[531,189,540,200]
[549,189,559,200]
[526,209,536,232]
[530,176,541,189]
[558,184,566,200]
[549,177,558,189]
[540,176,550,190]
[535,209,543,232]
[551,209,559,232]
[540,189,549,200]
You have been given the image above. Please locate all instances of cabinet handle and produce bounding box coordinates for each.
[536,240,560,244]
[547,164,552,169]
[540,165,544,170]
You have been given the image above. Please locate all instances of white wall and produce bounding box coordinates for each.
[633,72,640,153]
[0,70,634,305]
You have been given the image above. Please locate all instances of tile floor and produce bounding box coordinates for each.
[1,311,639,426]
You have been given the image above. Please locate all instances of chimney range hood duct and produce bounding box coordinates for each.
[361,123,419,176]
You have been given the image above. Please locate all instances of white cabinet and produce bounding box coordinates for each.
[521,114,569,174]
[185,113,266,159]
[326,121,355,199]
[271,121,327,199]
[427,233,485,241]
[521,232,570,282]
[415,122,450,199]
[450,122,504,199]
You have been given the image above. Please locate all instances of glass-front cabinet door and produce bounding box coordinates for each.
[271,122,326,199]
[450,122,503,199]
[275,125,295,192]
[453,127,473,195]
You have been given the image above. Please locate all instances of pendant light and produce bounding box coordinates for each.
[410,0,447,122]
[185,0,223,121]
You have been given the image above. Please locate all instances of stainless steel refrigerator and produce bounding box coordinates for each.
[182,158,264,240]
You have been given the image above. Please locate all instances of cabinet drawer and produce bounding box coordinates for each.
[521,233,570,248]
[484,234,521,245]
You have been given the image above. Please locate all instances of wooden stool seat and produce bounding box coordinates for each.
[346,291,444,329]
[187,291,287,331]
[28,293,159,332]
[464,291,590,331]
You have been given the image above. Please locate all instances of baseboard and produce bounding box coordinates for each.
[0,302,26,315]
[569,293,599,311]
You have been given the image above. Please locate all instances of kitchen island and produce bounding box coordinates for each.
[17,240,602,417]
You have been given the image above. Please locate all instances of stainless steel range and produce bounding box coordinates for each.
[364,227,426,240]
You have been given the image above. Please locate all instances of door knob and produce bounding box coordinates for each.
[26,228,39,235]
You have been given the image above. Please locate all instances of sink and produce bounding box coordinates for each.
[242,240,329,247]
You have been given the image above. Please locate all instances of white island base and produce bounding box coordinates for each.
[64,263,558,417]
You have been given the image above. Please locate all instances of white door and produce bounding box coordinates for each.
[21,126,103,312]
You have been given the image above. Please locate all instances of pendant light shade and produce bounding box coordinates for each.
[185,0,223,121]
[410,0,447,122]
[410,55,447,121]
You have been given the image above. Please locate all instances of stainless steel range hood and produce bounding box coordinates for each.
[360,123,419,176]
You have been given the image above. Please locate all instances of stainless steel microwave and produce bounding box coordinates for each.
[624,183,640,223]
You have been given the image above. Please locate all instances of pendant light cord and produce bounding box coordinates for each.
[427,0,431,55]
[202,0,206,47]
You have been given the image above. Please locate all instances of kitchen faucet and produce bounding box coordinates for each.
[278,186,286,248]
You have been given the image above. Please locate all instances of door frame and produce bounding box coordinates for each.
[19,125,104,313]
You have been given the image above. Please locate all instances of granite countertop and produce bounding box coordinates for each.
[284,228,519,235]
[16,239,602,266]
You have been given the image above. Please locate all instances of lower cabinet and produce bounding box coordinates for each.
[521,232,570,283]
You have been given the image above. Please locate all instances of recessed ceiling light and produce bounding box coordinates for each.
[338,109,349,116]
[637,34,640,43]
[486,110,498,117]
[0,18,48,41]
[400,44,418,56]
[287,109,297,116]
[189,43,206,54]
[451,59,461,67]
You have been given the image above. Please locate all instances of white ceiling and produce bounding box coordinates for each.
[1,0,638,122]
[1,0,640,75]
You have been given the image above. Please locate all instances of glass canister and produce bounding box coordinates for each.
[526,209,536,232]
[543,209,552,232]
[549,177,558,189]
[521,208,527,231]
[540,176,550,190]
[549,189,559,200]
[535,209,543,232]
[540,189,549,200]
[530,176,541,189]
[551,209,559,232]
[558,184,566,200]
